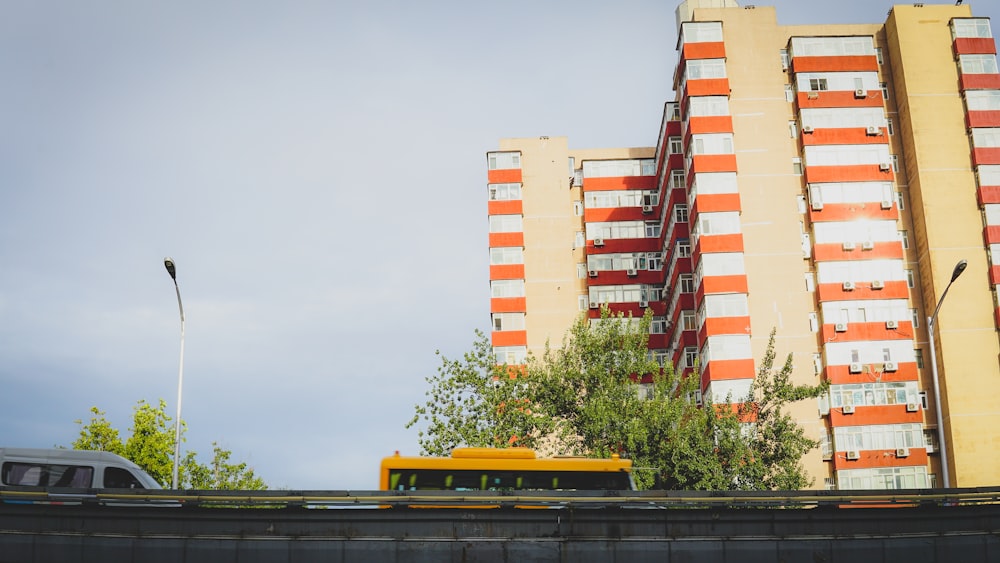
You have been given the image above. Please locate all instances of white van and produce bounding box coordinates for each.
[0,448,161,489]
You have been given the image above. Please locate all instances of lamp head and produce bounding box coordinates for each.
[164,257,177,281]
[951,259,967,283]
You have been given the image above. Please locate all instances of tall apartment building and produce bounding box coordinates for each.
[486,1,1000,490]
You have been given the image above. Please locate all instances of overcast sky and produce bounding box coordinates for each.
[2,1,996,490]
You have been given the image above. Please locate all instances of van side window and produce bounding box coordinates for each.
[103,467,144,489]
[1,462,93,487]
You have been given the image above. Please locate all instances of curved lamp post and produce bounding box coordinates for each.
[163,257,185,490]
[927,259,967,489]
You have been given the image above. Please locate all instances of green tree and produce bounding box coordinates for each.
[406,329,554,456]
[71,399,266,490]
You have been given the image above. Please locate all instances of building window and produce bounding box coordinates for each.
[780,49,790,70]
[805,273,816,292]
[915,349,924,369]
[670,170,686,189]
[683,347,699,369]
[578,295,589,311]
[573,201,583,216]
[681,311,697,331]
[492,312,525,332]
[906,269,915,288]
[669,137,683,154]
[785,84,795,102]
[489,182,522,201]
[677,242,692,258]
[809,312,819,333]
[675,205,690,224]
[680,274,695,293]
[959,54,1000,75]
[899,230,909,250]
[911,308,920,328]
[875,47,884,65]
[809,78,829,91]
[575,231,585,248]
[488,151,521,170]
[881,82,889,101]
[793,158,803,175]
[896,191,906,210]
[891,155,899,173]
[789,120,799,138]
[490,247,524,265]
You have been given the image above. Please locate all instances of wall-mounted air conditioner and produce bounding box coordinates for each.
[843,281,856,291]
[846,450,860,460]
[835,322,848,332]
[626,268,638,277]
[884,361,898,372]
[854,88,866,98]
[872,279,885,289]
[881,199,893,209]
[896,448,910,458]
[849,362,863,374]
[594,238,605,247]
[842,241,857,251]
[879,162,891,171]
[906,402,920,412]
[642,205,653,214]
[588,270,599,277]
[802,125,815,133]
[589,301,600,309]
[843,404,856,414]
[886,320,899,329]
[862,240,875,250]
[811,200,824,211]
[866,126,880,135]
[639,300,649,308]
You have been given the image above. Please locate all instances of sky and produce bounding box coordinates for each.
[2,0,997,491]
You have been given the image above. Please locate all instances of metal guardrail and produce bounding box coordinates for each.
[4,486,1000,509]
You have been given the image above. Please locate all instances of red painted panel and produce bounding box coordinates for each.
[812,241,904,262]
[648,333,668,349]
[829,404,924,427]
[489,264,524,280]
[986,225,1000,244]
[800,127,888,146]
[978,185,1000,205]
[791,55,879,73]
[682,41,726,60]
[831,448,928,471]
[666,121,682,136]
[996,307,1000,328]
[489,232,524,247]
[691,154,738,173]
[797,90,884,108]
[954,37,998,55]
[805,164,894,184]
[492,330,527,347]
[973,147,1000,166]
[590,238,660,254]
[488,169,522,183]
[820,320,914,343]
[692,193,742,214]
[968,111,1000,128]
[488,200,522,215]
[687,115,734,135]
[589,271,658,285]
[583,176,656,191]
[825,362,918,385]
[809,203,898,222]
[699,316,751,341]
[960,73,1000,90]
[685,78,730,97]
[491,297,526,313]
[700,274,749,295]
[701,359,755,382]
[992,265,1000,286]
[816,281,909,302]
[585,207,656,222]
[695,233,745,255]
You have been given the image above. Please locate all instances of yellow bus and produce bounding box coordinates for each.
[380,448,635,491]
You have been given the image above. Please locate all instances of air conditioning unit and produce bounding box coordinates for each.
[872,279,885,290]
[843,281,856,291]
[886,320,899,329]
[842,241,857,251]
[846,450,860,460]
[588,269,599,277]
[811,200,824,211]
[879,162,891,171]
[589,301,600,309]
[807,91,819,99]
[642,205,653,214]
[843,404,856,414]
[896,448,910,458]
[884,361,898,372]
[849,362,863,374]
[594,237,605,247]
[802,125,815,133]
[866,126,880,135]
[854,88,866,98]
[835,322,848,332]
[626,268,638,277]
[862,240,875,250]
[881,199,893,209]
[906,402,920,412]
[639,300,649,308]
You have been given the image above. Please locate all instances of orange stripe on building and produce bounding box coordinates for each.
[701,359,755,382]
[991,265,1000,286]
[967,110,1000,128]
[584,207,654,222]
[809,203,898,222]
[973,147,1000,166]
[583,176,656,191]
[812,241,904,262]
[488,200,523,215]
[694,233,745,255]
[800,127,887,146]
[590,238,660,253]
[978,185,1000,205]
[489,264,525,280]
[699,316,751,340]
[805,164,894,183]
[825,362,918,384]
[791,55,879,73]
[686,115,734,136]
[690,154,738,173]
[685,78,731,97]
[797,90,884,108]
[488,169,522,183]
[699,274,749,295]
[954,37,998,55]
[682,41,726,60]
[828,404,924,427]
[820,321,914,343]
[490,297,526,313]
[816,281,909,301]
[489,232,524,247]
[985,225,1000,244]
[831,448,927,471]
[491,330,527,347]
[691,193,742,214]
[960,74,1000,91]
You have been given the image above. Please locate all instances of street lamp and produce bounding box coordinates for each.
[163,257,185,490]
[927,259,967,489]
